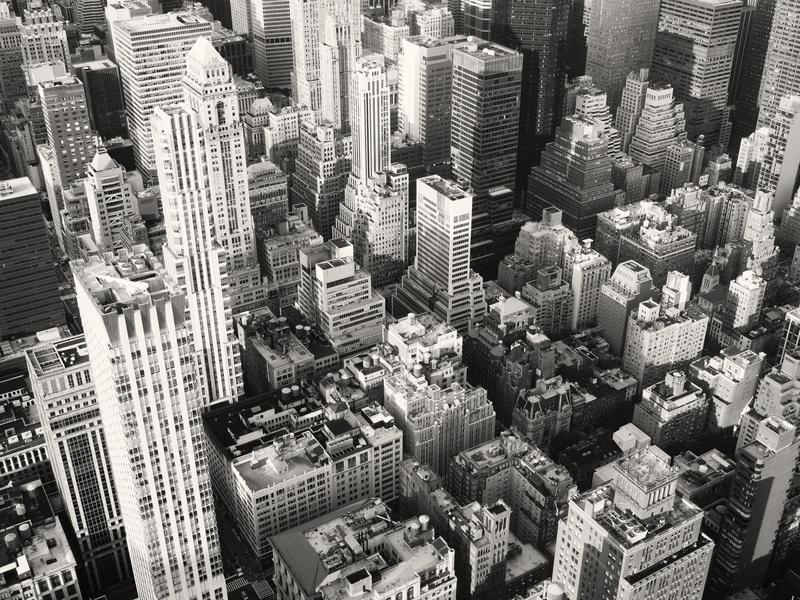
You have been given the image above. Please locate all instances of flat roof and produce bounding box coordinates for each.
[0,178,37,201]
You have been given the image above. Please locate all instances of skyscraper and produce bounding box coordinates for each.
[73,0,104,33]
[504,0,570,188]
[565,76,622,154]
[756,0,800,127]
[563,240,613,330]
[251,0,293,89]
[393,176,487,333]
[85,143,137,251]
[18,7,70,68]
[350,56,391,183]
[26,335,133,595]
[0,178,64,339]
[293,119,352,239]
[38,75,95,191]
[398,35,468,173]
[318,0,362,132]
[623,296,709,389]
[709,416,800,597]
[73,58,128,140]
[289,0,321,110]
[451,38,522,222]
[729,0,777,142]
[757,95,800,217]
[650,0,741,147]
[153,39,257,404]
[585,0,660,112]
[297,239,386,356]
[0,2,25,113]
[73,247,226,600]
[527,114,623,239]
[615,67,651,153]
[597,260,655,356]
[628,83,687,172]
[112,12,212,181]
[335,165,409,286]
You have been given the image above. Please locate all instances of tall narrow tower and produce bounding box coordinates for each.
[153,38,259,404]
[350,56,391,183]
[73,248,226,600]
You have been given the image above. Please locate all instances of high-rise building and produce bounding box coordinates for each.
[384,370,495,475]
[726,269,766,329]
[297,239,386,357]
[153,39,258,404]
[72,247,225,600]
[734,126,770,189]
[563,240,613,330]
[73,0,104,33]
[72,58,128,140]
[526,114,623,239]
[38,75,95,191]
[628,83,687,173]
[757,95,800,217]
[26,335,133,595]
[335,165,409,287]
[505,0,570,188]
[650,0,741,147]
[565,77,622,154]
[520,266,574,337]
[85,144,137,251]
[451,38,522,224]
[0,178,64,339]
[248,159,289,231]
[205,401,402,556]
[422,490,511,600]
[633,371,708,452]
[293,119,352,239]
[661,140,705,195]
[616,213,696,288]
[289,0,321,110]
[112,12,212,181]
[552,446,714,600]
[318,0,362,133]
[597,260,655,355]
[398,35,468,173]
[412,4,455,37]
[350,56,391,183]
[393,176,487,333]
[623,296,709,389]
[251,0,293,89]
[615,68,652,154]
[18,7,70,69]
[510,207,579,272]
[0,2,25,113]
[729,0,777,142]
[585,0,660,112]
[709,416,800,597]
[362,11,410,60]
[689,347,763,430]
[778,306,800,363]
[756,0,800,128]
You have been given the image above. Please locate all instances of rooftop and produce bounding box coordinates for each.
[614,446,679,492]
[0,178,37,202]
[27,335,90,377]
[233,431,329,493]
